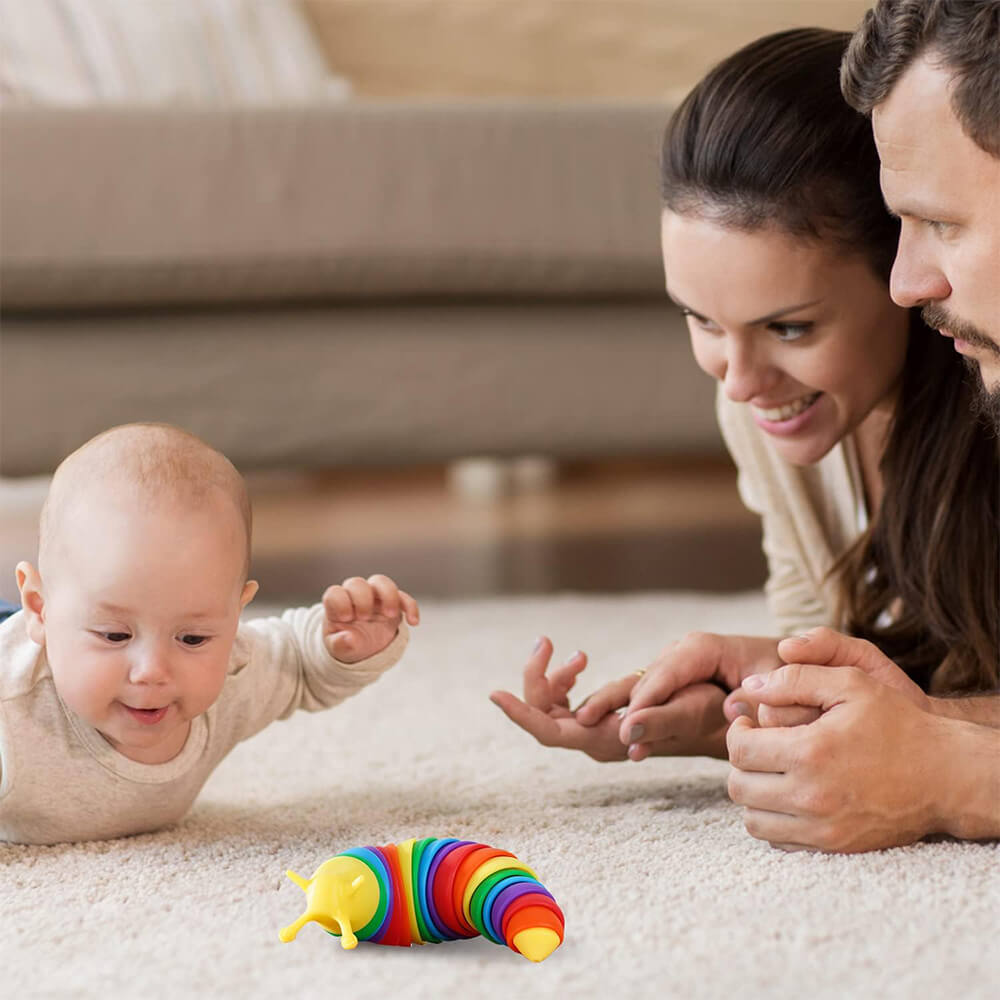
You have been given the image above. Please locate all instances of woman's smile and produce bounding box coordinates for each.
[751,391,823,435]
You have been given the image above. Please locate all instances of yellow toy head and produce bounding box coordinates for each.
[278,856,380,948]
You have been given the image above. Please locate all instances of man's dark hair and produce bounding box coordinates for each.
[841,0,1000,156]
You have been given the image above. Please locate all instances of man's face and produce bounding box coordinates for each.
[873,54,1000,414]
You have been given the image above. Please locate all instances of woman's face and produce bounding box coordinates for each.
[661,209,911,466]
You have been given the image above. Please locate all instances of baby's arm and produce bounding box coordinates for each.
[231,574,419,738]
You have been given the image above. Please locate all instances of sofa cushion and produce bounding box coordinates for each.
[0,102,670,309]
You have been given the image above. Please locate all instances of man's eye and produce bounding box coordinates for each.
[770,322,812,342]
[180,634,209,647]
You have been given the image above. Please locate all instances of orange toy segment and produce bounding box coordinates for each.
[379,844,414,947]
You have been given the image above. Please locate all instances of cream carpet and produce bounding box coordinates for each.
[2,592,997,999]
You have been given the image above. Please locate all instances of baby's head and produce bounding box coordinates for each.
[16,424,258,764]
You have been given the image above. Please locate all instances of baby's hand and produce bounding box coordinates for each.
[322,575,419,663]
[490,637,630,762]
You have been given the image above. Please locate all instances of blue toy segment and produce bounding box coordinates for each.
[425,839,472,941]
[416,838,457,941]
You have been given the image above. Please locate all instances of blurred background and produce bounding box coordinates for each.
[0,0,869,605]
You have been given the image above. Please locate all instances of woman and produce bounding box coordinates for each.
[490,27,999,764]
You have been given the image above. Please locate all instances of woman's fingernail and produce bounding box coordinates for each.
[743,673,766,691]
[729,701,752,718]
[629,724,645,742]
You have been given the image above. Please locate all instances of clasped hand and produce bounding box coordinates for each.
[490,632,784,761]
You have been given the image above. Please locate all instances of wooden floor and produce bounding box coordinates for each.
[0,457,764,605]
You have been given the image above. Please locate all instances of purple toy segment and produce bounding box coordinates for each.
[424,839,472,940]
[363,847,398,943]
[417,838,460,941]
[488,882,556,944]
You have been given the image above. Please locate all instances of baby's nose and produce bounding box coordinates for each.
[129,644,172,683]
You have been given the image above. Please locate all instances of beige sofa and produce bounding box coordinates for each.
[0,100,721,475]
[1,0,876,476]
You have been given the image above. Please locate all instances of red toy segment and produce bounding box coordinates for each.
[451,847,514,936]
[432,843,481,939]
[501,894,564,941]
[379,843,414,947]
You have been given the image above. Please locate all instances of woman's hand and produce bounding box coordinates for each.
[617,633,815,754]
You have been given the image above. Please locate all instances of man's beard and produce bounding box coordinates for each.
[961,357,1000,436]
[923,304,1000,435]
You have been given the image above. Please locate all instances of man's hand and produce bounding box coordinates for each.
[776,628,929,706]
[322,574,419,663]
[490,637,729,761]
[726,663,946,853]
[722,627,930,727]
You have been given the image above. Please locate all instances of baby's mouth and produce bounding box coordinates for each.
[123,704,170,726]
[752,392,821,423]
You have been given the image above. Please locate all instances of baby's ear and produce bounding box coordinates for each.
[15,562,46,646]
[240,579,259,610]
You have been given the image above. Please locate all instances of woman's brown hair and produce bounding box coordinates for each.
[661,27,998,692]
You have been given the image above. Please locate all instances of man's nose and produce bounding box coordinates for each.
[890,230,951,308]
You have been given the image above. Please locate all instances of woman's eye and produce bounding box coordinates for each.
[683,310,719,332]
[180,634,209,647]
[770,323,812,342]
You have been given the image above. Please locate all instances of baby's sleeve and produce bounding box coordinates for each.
[223,604,409,742]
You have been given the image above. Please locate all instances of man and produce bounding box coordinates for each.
[727,0,1000,852]
[845,0,1000,429]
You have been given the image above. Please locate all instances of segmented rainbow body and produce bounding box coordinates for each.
[279,837,565,962]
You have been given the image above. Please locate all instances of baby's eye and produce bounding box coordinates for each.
[180,634,209,647]
[769,322,812,342]
[100,632,131,644]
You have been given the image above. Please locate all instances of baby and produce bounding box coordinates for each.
[0,423,419,844]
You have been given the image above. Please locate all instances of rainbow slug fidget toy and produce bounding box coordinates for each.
[278,837,565,962]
